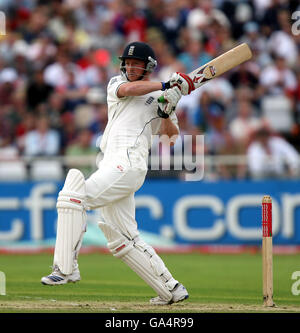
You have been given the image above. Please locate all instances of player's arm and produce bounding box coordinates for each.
[117,81,163,98]
[159,99,180,145]
[160,117,179,144]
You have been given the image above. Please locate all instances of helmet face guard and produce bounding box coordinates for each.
[119,42,157,80]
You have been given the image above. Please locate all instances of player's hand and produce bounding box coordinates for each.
[169,72,195,95]
[159,86,182,115]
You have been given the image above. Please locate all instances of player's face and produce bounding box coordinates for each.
[125,59,146,81]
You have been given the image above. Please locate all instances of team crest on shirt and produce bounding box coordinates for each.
[145,96,154,105]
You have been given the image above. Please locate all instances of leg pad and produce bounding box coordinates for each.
[98,222,172,302]
[54,169,87,275]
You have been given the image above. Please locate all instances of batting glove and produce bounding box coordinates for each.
[159,86,182,115]
[169,72,195,95]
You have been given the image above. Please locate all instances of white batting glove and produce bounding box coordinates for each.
[169,72,195,96]
[159,86,182,115]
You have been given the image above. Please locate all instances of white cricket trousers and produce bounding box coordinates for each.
[85,150,148,240]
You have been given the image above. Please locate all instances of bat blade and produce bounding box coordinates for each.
[157,43,252,105]
[190,43,252,89]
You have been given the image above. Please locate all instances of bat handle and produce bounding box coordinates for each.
[157,107,169,119]
[157,96,169,118]
[158,96,166,103]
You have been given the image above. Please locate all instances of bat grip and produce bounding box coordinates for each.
[158,96,166,103]
[157,107,169,119]
[157,96,169,118]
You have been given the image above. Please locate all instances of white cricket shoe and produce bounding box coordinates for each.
[41,265,80,285]
[150,283,189,305]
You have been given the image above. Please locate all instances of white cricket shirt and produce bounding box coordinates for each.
[100,75,179,157]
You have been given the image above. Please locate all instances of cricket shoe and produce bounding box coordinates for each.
[150,283,189,305]
[41,265,80,285]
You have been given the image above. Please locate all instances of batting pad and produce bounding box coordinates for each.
[98,222,172,302]
[54,169,87,275]
[134,237,178,291]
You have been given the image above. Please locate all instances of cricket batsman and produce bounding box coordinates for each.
[41,41,193,305]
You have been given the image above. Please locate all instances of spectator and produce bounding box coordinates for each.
[114,0,147,42]
[172,108,202,158]
[199,94,227,155]
[23,115,60,156]
[59,111,77,153]
[15,112,36,154]
[229,62,259,91]
[44,92,66,129]
[26,31,57,69]
[57,69,87,112]
[0,134,19,160]
[260,0,285,35]
[77,48,112,88]
[252,0,273,21]
[266,9,298,67]
[46,2,74,43]
[193,91,222,132]
[85,87,108,136]
[187,0,230,35]
[220,1,254,40]
[74,0,108,35]
[217,131,247,180]
[0,0,298,181]
[229,86,256,120]
[18,6,49,44]
[228,100,262,150]
[177,36,212,74]
[205,117,227,155]
[174,108,204,180]
[247,125,300,179]
[0,32,25,64]
[0,67,19,106]
[61,17,91,52]
[65,128,97,177]
[26,69,54,111]
[259,54,297,96]
[143,0,165,31]
[240,21,270,66]
[43,49,83,89]
[90,17,124,54]
[160,1,187,54]
[154,45,185,82]
[200,76,234,106]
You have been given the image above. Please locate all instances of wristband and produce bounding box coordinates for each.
[161,81,170,91]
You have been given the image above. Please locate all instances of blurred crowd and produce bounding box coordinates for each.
[0,0,299,180]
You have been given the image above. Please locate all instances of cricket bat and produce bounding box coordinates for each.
[158,43,252,106]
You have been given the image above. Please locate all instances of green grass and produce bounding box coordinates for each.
[0,252,300,312]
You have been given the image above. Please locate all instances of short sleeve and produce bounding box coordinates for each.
[107,75,127,101]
